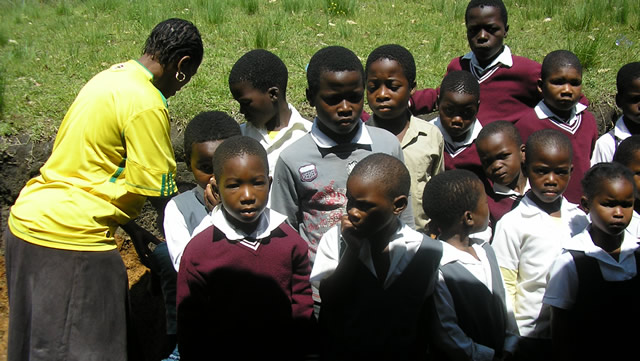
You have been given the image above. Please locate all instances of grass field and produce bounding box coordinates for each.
[0,0,638,143]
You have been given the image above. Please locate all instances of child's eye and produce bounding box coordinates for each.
[570,79,582,86]
[347,93,363,103]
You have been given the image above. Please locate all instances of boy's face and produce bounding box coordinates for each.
[466,5,508,65]
[539,66,582,118]
[584,178,634,236]
[366,58,415,121]
[617,78,640,125]
[218,153,270,234]
[309,70,364,140]
[230,81,277,128]
[345,176,403,238]
[526,146,572,205]
[469,181,490,234]
[476,131,525,187]
[190,140,224,189]
[438,90,479,141]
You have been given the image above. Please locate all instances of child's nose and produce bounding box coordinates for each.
[239,186,255,202]
[377,86,390,100]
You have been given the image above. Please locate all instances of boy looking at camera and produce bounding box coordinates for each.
[310,153,442,360]
[409,0,541,126]
[365,44,444,233]
[492,129,589,361]
[229,49,312,176]
[515,50,598,204]
[176,136,314,360]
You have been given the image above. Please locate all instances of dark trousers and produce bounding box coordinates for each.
[5,228,129,361]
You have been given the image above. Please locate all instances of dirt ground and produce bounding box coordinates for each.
[0,103,620,361]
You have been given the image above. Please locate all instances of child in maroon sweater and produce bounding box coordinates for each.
[429,70,484,178]
[409,0,541,126]
[476,121,528,231]
[515,50,598,205]
[176,136,314,360]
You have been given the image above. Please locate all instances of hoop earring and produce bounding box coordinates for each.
[176,71,186,82]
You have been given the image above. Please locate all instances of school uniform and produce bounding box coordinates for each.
[516,101,599,204]
[367,115,445,233]
[486,181,529,231]
[429,116,484,178]
[431,240,519,361]
[591,115,633,165]
[543,227,640,360]
[241,103,312,176]
[311,222,442,360]
[410,46,541,125]
[492,193,589,339]
[177,205,314,360]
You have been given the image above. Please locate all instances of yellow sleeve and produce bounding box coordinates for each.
[124,107,177,197]
[501,266,518,312]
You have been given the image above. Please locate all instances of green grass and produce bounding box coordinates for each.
[0,0,638,141]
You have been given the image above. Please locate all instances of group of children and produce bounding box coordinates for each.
[141,1,640,360]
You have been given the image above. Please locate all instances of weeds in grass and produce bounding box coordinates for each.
[255,24,271,49]
[568,33,600,70]
[563,2,593,31]
[201,0,225,25]
[325,0,355,16]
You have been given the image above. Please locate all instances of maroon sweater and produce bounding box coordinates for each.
[410,55,541,125]
[515,104,598,204]
[444,142,484,180]
[176,222,315,360]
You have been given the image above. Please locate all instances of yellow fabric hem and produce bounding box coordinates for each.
[8,213,117,252]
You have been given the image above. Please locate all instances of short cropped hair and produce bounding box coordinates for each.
[466,0,508,26]
[306,46,365,99]
[476,120,522,146]
[582,162,635,201]
[183,111,242,166]
[212,136,268,182]
[143,18,203,70]
[613,135,640,167]
[365,44,416,86]
[541,50,582,80]
[423,169,482,231]
[617,62,640,94]
[439,70,480,101]
[228,49,289,95]
[348,153,411,200]
[525,128,573,166]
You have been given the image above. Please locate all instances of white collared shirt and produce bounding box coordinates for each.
[544,227,640,310]
[310,222,423,289]
[591,115,631,165]
[309,118,371,148]
[493,180,530,197]
[241,103,312,176]
[462,45,513,82]
[534,100,588,135]
[191,205,288,248]
[430,117,483,158]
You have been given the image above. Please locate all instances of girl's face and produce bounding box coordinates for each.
[585,178,635,236]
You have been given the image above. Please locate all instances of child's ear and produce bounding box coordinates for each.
[519,143,526,163]
[268,86,279,103]
[463,210,474,227]
[580,196,590,213]
[210,176,219,195]
[615,92,622,109]
[306,88,315,107]
[392,195,409,215]
[504,24,509,37]
[268,175,273,192]
[537,78,544,95]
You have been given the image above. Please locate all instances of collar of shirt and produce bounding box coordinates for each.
[463,45,513,77]
[565,227,639,280]
[439,239,493,290]
[520,192,578,220]
[432,116,483,150]
[535,100,587,125]
[357,222,423,288]
[493,180,530,196]
[613,115,632,140]
[241,103,311,144]
[309,118,371,148]
[210,204,287,241]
